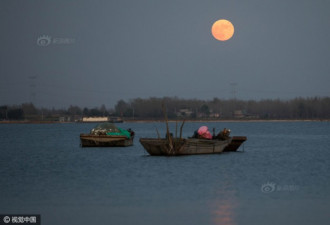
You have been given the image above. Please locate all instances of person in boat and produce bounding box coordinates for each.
[127,128,135,138]
[215,128,231,140]
[192,130,199,138]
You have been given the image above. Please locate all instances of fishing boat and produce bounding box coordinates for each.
[139,104,247,156]
[140,137,232,156]
[80,123,134,147]
[80,134,134,147]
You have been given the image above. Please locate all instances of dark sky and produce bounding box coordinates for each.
[1,0,330,108]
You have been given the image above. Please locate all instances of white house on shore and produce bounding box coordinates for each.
[82,117,109,122]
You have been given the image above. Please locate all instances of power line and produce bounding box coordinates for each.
[230,82,237,100]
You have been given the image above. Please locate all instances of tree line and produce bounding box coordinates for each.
[114,97,330,120]
[1,97,330,121]
[0,103,112,121]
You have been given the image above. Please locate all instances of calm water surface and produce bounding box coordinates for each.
[0,121,330,225]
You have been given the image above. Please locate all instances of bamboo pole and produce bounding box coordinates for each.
[162,102,173,154]
[155,127,160,139]
[179,119,185,139]
[175,120,178,138]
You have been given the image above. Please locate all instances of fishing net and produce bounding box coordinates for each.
[90,122,131,138]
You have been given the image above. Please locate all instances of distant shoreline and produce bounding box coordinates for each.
[0,119,329,124]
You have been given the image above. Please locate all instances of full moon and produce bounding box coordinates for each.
[211,19,235,41]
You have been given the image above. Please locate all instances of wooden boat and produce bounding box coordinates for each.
[139,137,232,156]
[80,134,134,147]
[140,104,247,156]
[80,122,134,147]
[223,136,247,152]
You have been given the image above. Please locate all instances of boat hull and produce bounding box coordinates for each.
[139,138,231,156]
[223,136,247,152]
[80,134,134,147]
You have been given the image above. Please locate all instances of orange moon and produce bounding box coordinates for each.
[211,19,235,41]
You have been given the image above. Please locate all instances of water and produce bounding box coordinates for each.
[0,121,329,225]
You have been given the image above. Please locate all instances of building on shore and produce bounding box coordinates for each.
[81,117,123,123]
[82,117,109,122]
